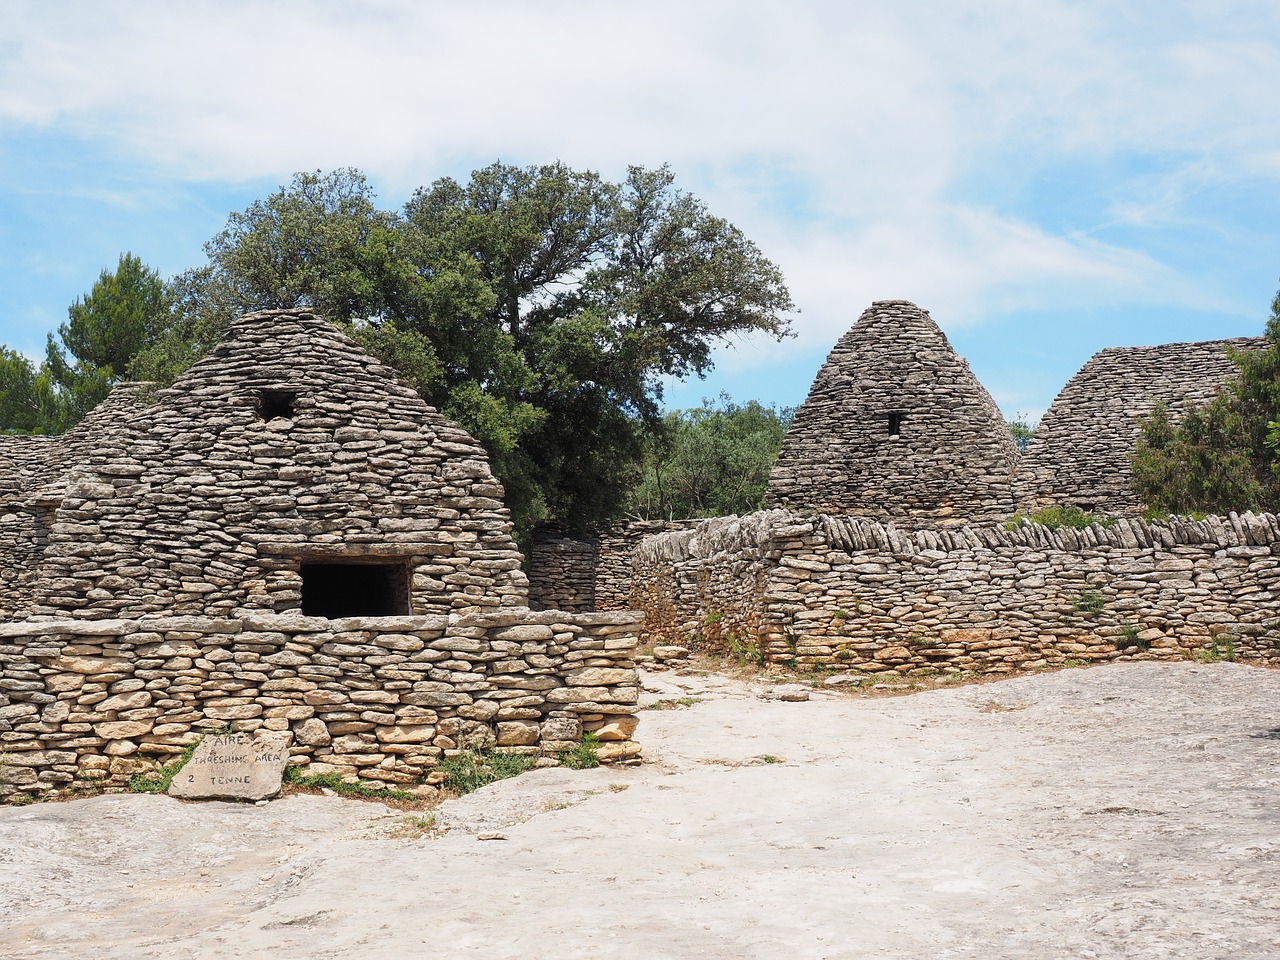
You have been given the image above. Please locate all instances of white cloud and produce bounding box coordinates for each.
[7,2,1274,196]
[1,0,1278,374]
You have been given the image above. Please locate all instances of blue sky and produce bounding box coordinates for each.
[2,0,1278,423]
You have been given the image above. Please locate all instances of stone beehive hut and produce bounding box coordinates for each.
[13,309,528,620]
[1015,337,1264,516]
[767,300,1018,523]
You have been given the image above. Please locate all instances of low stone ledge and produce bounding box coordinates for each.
[0,618,136,638]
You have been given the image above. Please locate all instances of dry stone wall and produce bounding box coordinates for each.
[528,520,703,613]
[767,301,1018,524]
[593,521,703,609]
[528,534,599,612]
[0,609,642,799]
[527,306,1264,616]
[1016,338,1265,515]
[0,311,649,801]
[0,436,57,502]
[631,514,781,657]
[633,510,1280,674]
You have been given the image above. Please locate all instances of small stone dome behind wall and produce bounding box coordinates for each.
[1014,337,1265,516]
[767,300,1017,524]
[0,384,152,615]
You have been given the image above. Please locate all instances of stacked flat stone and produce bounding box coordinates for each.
[0,311,650,797]
[0,436,56,501]
[593,520,703,609]
[0,386,151,616]
[633,510,1280,675]
[0,436,57,615]
[528,535,599,611]
[527,519,702,613]
[0,609,642,798]
[1015,338,1264,515]
[0,383,151,499]
[20,310,527,619]
[767,300,1018,524]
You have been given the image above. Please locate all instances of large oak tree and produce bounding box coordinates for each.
[128,163,795,540]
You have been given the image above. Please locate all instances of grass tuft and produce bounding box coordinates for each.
[437,748,537,795]
[282,766,416,801]
[127,739,201,794]
[558,732,601,770]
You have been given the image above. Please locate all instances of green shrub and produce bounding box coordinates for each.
[727,632,765,666]
[437,748,537,795]
[1209,633,1237,663]
[1073,589,1106,614]
[1006,505,1117,531]
[1118,620,1147,651]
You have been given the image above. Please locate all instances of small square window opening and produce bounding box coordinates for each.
[258,389,298,421]
[887,412,904,438]
[300,561,411,618]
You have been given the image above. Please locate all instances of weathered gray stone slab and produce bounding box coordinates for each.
[168,732,290,801]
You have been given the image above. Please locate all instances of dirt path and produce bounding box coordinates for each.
[2,661,1278,959]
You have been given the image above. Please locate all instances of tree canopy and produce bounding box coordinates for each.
[1131,285,1280,515]
[1008,414,1034,455]
[15,164,795,543]
[626,394,793,520]
[0,347,63,434]
[0,252,168,435]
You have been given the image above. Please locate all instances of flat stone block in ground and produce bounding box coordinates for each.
[168,732,290,801]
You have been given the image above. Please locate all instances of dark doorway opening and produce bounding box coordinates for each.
[300,562,411,618]
[887,411,905,438]
[258,389,298,421]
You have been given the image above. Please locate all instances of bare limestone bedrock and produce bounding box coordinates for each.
[0,310,644,798]
[766,300,1019,524]
[632,510,1280,673]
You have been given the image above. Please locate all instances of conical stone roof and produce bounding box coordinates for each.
[766,300,1017,523]
[28,310,528,618]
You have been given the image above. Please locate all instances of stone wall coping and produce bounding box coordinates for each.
[637,509,1280,563]
[236,612,452,632]
[259,542,427,558]
[0,607,644,638]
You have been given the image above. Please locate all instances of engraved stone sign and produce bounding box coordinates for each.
[168,732,290,801]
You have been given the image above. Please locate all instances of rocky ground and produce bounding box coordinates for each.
[2,660,1278,959]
